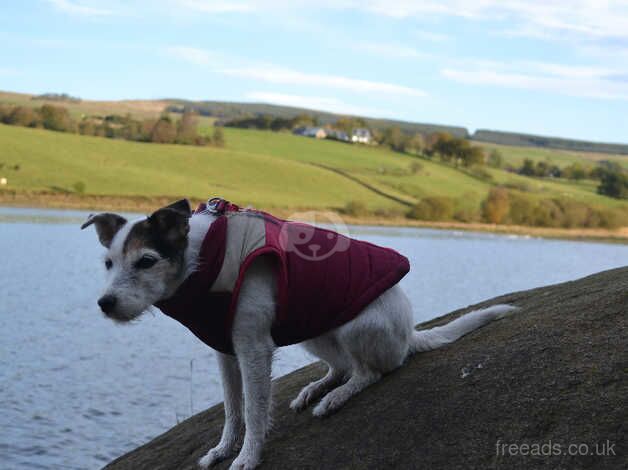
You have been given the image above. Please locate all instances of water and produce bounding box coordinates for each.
[1,206,627,469]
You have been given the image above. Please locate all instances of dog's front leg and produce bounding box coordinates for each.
[230,339,274,470]
[199,352,243,468]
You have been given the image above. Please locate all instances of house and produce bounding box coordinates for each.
[326,129,350,142]
[293,127,327,139]
[351,128,372,144]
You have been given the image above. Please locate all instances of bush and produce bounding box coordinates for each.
[407,197,454,221]
[0,104,14,123]
[597,169,628,199]
[487,149,504,168]
[481,188,510,224]
[6,106,41,127]
[343,200,369,217]
[40,104,76,132]
[150,117,177,144]
[453,208,478,223]
[212,127,225,147]
[507,193,537,225]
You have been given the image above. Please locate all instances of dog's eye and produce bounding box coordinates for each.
[105,259,113,270]
[135,255,158,270]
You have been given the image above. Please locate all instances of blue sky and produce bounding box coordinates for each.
[1,1,628,143]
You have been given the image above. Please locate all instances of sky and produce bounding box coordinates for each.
[1,0,628,143]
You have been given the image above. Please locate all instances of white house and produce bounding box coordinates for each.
[351,128,372,144]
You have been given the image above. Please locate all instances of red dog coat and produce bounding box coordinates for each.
[156,200,410,354]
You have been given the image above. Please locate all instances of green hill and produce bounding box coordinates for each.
[4,90,627,155]
[1,124,626,218]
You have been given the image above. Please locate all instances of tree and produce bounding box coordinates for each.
[519,159,536,176]
[6,106,40,127]
[405,133,425,154]
[562,163,588,181]
[150,116,177,144]
[432,132,455,161]
[488,149,504,168]
[334,117,366,134]
[212,127,225,147]
[597,169,628,199]
[459,145,484,167]
[176,110,199,144]
[384,127,406,152]
[39,104,75,132]
[482,188,510,224]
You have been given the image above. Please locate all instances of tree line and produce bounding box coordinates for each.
[404,190,624,229]
[0,104,224,147]
[513,158,627,200]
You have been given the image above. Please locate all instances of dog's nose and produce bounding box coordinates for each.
[98,295,117,314]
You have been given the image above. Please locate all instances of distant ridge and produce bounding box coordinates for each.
[1,90,626,155]
[473,129,628,156]
[166,99,628,155]
[165,99,470,138]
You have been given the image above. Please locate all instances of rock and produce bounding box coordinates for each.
[104,267,627,470]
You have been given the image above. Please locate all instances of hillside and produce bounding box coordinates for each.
[474,129,628,156]
[104,267,628,470]
[3,90,628,154]
[2,124,626,218]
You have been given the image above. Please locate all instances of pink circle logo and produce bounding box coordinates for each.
[278,211,351,261]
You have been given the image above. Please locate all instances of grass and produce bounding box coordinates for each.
[480,141,628,170]
[1,124,627,217]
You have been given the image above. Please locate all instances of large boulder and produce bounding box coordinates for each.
[105,267,627,469]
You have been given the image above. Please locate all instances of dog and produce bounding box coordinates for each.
[82,198,517,470]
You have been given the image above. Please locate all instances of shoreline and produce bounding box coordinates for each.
[1,190,627,244]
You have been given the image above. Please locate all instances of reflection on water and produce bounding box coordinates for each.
[1,206,627,469]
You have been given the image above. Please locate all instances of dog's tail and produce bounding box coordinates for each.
[410,304,518,353]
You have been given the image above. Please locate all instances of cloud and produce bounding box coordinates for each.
[175,0,254,13]
[46,0,113,16]
[441,60,628,100]
[174,1,628,42]
[167,46,426,97]
[354,41,426,59]
[245,91,393,116]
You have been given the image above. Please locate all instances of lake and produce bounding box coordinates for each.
[1,206,627,469]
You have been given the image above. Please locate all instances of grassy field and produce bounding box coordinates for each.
[1,123,627,216]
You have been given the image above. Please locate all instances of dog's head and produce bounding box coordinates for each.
[81,199,192,322]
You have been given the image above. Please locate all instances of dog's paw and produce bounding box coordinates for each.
[229,451,260,470]
[198,446,231,469]
[289,387,316,412]
[312,391,346,418]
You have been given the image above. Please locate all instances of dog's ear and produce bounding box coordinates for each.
[162,199,192,217]
[81,213,127,248]
[148,206,190,252]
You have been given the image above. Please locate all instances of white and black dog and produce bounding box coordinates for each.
[82,199,517,470]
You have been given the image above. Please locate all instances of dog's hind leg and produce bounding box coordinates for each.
[312,285,413,417]
[198,352,243,469]
[290,335,350,412]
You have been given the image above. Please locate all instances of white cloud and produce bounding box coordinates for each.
[441,60,628,100]
[166,46,217,65]
[46,0,113,16]
[173,1,628,42]
[167,46,426,97]
[245,91,393,116]
[175,0,254,13]
[354,41,426,59]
